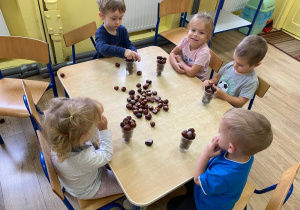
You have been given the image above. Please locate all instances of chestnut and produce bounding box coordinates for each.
[145,113,152,120]
[121,87,126,92]
[115,62,120,67]
[146,80,152,85]
[150,122,155,127]
[163,99,169,104]
[123,125,131,131]
[126,103,133,110]
[137,71,142,75]
[152,91,157,95]
[188,128,195,133]
[60,73,65,78]
[130,121,136,128]
[136,113,142,118]
[136,83,141,88]
[152,109,158,114]
[163,106,169,111]
[129,90,135,95]
[145,139,153,146]
[143,84,149,90]
[133,109,139,115]
[114,86,119,90]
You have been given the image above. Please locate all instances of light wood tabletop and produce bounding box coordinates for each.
[58,46,232,207]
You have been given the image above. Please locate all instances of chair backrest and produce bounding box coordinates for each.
[159,0,191,18]
[209,49,223,74]
[0,36,58,97]
[63,22,97,65]
[247,76,270,110]
[0,36,49,64]
[255,76,270,98]
[21,79,42,127]
[37,130,65,200]
[266,162,300,210]
[63,21,97,47]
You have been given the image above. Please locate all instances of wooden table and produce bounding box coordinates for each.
[58,46,232,208]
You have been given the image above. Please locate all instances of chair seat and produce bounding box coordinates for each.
[0,78,49,117]
[160,27,188,45]
[78,193,124,210]
[233,182,255,210]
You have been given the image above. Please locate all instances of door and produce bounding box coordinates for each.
[282,0,300,36]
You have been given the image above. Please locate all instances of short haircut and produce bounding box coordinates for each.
[96,0,126,14]
[235,35,268,66]
[188,12,214,40]
[223,108,273,156]
[42,97,102,163]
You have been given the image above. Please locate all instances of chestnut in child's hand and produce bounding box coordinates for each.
[60,73,65,78]
[115,62,120,67]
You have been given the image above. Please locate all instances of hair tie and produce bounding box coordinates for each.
[70,115,73,118]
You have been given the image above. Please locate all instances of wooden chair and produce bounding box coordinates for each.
[37,130,125,210]
[208,49,223,79]
[0,36,57,144]
[208,54,270,110]
[247,77,270,110]
[154,0,191,46]
[21,79,42,136]
[63,21,97,64]
[233,162,300,210]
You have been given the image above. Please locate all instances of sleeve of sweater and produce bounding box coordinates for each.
[80,130,113,172]
[95,26,126,58]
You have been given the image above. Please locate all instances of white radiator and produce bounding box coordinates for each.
[123,0,161,33]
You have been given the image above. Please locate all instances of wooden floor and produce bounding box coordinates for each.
[0,30,299,210]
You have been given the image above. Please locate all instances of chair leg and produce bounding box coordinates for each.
[62,196,75,210]
[209,70,215,79]
[0,135,4,144]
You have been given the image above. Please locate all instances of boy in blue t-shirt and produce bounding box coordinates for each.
[167,108,273,210]
[93,0,141,61]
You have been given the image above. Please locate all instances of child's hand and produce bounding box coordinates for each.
[124,49,136,60]
[213,86,225,98]
[203,80,214,88]
[203,136,222,159]
[175,54,183,63]
[174,63,185,74]
[98,115,108,131]
[134,52,141,62]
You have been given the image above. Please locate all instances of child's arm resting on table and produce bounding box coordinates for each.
[169,46,185,74]
[214,88,249,108]
[194,136,222,186]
